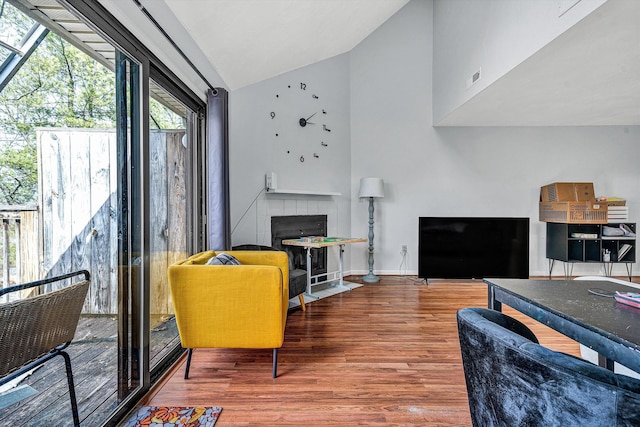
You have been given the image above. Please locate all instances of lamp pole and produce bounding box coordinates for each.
[363,196,379,282]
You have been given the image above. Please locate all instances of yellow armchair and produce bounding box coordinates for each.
[168,250,289,378]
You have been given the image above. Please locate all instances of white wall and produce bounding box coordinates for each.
[228,54,353,270]
[350,0,432,276]
[432,0,606,124]
[349,0,640,277]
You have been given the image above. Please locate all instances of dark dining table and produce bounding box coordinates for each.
[484,278,640,373]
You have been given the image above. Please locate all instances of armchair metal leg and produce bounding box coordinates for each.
[298,294,306,311]
[272,348,278,378]
[60,351,80,427]
[184,348,193,379]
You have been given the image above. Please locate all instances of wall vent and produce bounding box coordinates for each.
[465,68,481,90]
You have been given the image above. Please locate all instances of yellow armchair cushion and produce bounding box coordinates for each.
[169,250,289,349]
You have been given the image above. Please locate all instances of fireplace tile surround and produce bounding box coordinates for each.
[271,214,328,280]
[255,195,341,272]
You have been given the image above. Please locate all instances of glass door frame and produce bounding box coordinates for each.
[58,1,207,425]
[115,48,150,402]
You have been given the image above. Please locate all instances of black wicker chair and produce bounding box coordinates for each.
[0,271,90,427]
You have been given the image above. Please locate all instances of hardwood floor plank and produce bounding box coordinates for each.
[142,277,580,426]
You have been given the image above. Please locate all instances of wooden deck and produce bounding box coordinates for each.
[0,314,180,426]
[140,276,582,426]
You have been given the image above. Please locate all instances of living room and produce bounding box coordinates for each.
[2,0,639,425]
[204,0,639,280]
[118,1,640,425]
[94,0,640,279]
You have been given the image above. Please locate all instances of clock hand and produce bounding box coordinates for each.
[299,112,317,127]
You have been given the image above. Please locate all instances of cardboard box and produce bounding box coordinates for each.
[539,200,608,224]
[540,182,595,202]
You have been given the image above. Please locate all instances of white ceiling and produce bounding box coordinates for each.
[163,0,410,90]
[110,0,640,126]
[436,0,640,126]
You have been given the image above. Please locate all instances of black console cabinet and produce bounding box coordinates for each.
[546,222,635,280]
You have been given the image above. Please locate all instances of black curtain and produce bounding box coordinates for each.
[206,88,231,250]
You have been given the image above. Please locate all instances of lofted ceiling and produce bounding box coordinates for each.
[437,0,640,126]
[151,0,640,126]
[161,0,410,90]
[12,0,640,126]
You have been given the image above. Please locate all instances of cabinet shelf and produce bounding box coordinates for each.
[546,222,636,280]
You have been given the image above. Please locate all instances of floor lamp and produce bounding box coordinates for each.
[359,177,384,283]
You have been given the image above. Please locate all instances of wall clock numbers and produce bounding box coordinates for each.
[270,82,332,163]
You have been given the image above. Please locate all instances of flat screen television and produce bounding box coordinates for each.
[418,217,529,280]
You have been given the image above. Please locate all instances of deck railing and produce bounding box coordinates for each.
[0,205,39,299]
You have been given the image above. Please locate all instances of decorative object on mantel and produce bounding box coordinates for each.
[359,177,384,283]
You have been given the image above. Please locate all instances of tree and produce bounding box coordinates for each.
[0,2,185,205]
[0,142,36,204]
[0,3,115,205]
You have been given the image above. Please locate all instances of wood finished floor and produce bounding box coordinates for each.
[142,276,581,426]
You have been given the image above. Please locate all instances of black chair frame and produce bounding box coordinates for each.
[0,270,90,427]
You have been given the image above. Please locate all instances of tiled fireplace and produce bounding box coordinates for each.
[271,214,327,278]
[255,195,340,272]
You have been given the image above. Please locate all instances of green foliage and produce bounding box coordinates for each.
[0,143,36,204]
[0,3,115,204]
[0,33,116,138]
[150,97,185,130]
[0,3,185,206]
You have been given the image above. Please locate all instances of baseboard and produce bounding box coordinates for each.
[350,269,418,276]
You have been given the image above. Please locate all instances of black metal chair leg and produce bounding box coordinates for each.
[272,348,278,378]
[60,350,80,427]
[184,349,193,379]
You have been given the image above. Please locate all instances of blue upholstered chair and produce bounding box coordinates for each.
[457,307,640,426]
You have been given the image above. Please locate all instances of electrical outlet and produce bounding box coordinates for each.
[401,245,407,254]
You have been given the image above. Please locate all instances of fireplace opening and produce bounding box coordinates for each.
[271,215,327,279]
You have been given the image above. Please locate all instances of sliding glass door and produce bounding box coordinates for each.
[0,1,206,425]
[147,80,194,370]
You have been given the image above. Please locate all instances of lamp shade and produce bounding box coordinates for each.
[359,177,384,198]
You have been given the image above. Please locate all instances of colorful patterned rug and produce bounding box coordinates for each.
[123,406,222,426]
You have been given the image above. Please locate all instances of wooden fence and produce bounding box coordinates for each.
[3,128,189,314]
[0,206,38,291]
